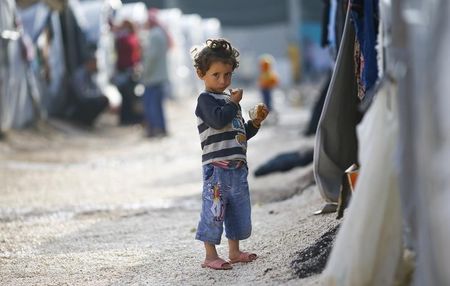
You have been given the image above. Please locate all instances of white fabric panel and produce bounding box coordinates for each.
[321,84,403,286]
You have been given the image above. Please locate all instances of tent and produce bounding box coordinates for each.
[0,0,43,131]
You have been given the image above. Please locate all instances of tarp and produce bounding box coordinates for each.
[395,0,450,285]
[0,0,41,131]
[18,3,66,115]
[18,2,51,42]
[313,7,361,202]
[318,1,450,285]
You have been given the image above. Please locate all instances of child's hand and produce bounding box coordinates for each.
[249,103,269,128]
[229,88,243,104]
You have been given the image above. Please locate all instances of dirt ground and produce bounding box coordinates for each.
[0,87,339,285]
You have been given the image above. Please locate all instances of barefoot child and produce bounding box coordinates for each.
[191,38,269,270]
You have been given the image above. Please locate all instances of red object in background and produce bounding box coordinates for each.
[115,31,141,71]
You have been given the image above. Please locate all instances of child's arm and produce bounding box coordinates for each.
[244,121,259,140]
[196,93,239,129]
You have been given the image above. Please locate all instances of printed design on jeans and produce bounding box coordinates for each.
[210,184,224,221]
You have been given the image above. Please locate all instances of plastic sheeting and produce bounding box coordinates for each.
[313,6,361,203]
[18,2,51,42]
[0,0,41,131]
[18,3,66,115]
[431,3,450,284]
[0,1,68,131]
[321,82,402,286]
[316,1,450,285]
[395,0,450,285]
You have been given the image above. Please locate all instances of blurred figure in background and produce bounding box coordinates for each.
[69,52,110,127]
[258,54,279,113]
[140,9,172,138]
[112,19,144,126]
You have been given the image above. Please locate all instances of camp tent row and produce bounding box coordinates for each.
[0,0,220,134]
[0,0,102,133]
[315,0,450,285]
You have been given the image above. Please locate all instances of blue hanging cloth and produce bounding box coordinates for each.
[350,0,379,96]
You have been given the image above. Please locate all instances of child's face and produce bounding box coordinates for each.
[197,61,233,93]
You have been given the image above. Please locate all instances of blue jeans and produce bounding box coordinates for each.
[143,83,166,135]
[195,163,252,245]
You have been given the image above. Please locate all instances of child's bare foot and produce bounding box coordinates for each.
[229,251,257,264]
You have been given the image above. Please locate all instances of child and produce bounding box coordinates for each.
[258,54,279,112]
[191,38,269,270]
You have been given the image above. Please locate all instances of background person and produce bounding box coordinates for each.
[69,52,110,127]
[112,19,144,126]
[140,9,172,137]
[258,54,279,112]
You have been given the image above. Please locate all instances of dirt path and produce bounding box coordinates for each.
[0,88,338,285]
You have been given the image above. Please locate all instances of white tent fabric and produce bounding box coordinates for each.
[0,0,40,131]
[114,2,148,26]
[397,0,450,285]
[318,1,450,285]
[321,83,403,286]
[1,0,69,130]
[431,2,450,284]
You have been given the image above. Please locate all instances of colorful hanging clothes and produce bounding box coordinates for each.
[350,0,379,98]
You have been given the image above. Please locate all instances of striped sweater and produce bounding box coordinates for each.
[195,91,259,165]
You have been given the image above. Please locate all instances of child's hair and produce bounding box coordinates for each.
[191,38,240,76]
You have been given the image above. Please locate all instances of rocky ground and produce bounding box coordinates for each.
[0,86,340,285]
